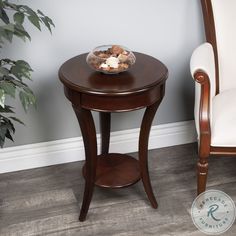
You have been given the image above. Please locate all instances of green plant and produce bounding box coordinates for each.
[0,0,54,147]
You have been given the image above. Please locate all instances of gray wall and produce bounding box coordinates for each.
[3,0,205,147]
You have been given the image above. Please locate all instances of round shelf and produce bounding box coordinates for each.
[82,153,141,188]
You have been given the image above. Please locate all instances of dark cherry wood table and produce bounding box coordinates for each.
[59,52,168,221]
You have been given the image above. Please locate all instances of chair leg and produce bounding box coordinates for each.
[197,156,209,195]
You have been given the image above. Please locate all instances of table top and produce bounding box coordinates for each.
[59,52,168,96]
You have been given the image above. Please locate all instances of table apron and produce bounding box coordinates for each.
[64,85,164,112]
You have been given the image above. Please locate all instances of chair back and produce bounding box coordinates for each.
[201,0,236,93]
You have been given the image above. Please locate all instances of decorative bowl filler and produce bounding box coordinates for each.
[86,45,136,74]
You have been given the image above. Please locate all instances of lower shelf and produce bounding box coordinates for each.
[82,153,141,188]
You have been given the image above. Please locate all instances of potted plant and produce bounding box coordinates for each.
[0,0,54,147]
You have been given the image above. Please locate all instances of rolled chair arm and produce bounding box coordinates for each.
[190,43,216,156]
[190,43,216,82]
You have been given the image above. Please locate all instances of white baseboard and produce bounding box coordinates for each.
[0,120,196,174]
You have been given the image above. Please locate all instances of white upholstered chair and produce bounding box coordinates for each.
[190,0,236,194]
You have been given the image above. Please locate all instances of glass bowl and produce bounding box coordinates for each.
[86,45,136,74]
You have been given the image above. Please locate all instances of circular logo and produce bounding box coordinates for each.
[191,190,236,235]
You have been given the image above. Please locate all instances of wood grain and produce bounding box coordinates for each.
[73,106,97,221]
[201,0,219,95]
[99,112,111,155]
[60,52,167,220]
[82,153,141,188]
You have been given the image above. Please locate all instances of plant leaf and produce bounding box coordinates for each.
[0,125,7,140]
[0,88,5,108]
[2,23,15,32]
[11,64,32,80]
[0,27,13,43]
[37,10,45,16]
[4,2,18,11]
[19,91,36,112]
[16,60,33,71]
[22,5,38,18]
[40,17,50,33]
[14,24,31,41]
[4,30,13,42]
[9,116,24,125]
[13,12,24,25]
[10,79,28,89]
[0,81,16,98]
[0,138,5,148]
[45,16,55,28]
[0,8,10,24]
[0,105,14,113]
[0,114,16,147]
[0,58,15,65]
[0,67,9,76]
[19,91,28,112]
[28,15,41,30]
[5,129,13,141]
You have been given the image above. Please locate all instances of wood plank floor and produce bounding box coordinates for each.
[0,143,236,236]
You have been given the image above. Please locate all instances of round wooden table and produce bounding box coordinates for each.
[59,52,168,221]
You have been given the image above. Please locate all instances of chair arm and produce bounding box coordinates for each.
[190,43,216,156]
[190,43,216,82]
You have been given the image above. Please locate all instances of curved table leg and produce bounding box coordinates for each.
[139,100,162,209]
[73,106,97,222]
[99,112,111,155]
